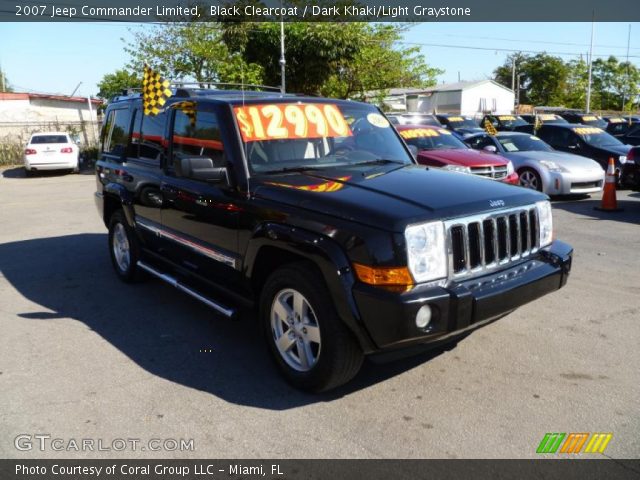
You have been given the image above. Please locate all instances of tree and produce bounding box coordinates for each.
[0,66,11,92]
[125,22,263,87]
[564,57,592,109]
[320,24,442,100]
[494,53,569,106]
[592,56,640,111]
[97,69,142,101]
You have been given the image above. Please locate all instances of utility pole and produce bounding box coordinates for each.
[585,14,595,113]
[511,56,516,92]
[623,24,631,119]
[279,0,286,94]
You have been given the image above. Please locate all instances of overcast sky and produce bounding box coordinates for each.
[1,22,638,97]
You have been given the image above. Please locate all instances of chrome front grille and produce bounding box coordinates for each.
[470,165,508,180]
[445,206,539,280]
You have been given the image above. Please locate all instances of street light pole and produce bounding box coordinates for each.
[585,14,595,113]
[279,0,286,94]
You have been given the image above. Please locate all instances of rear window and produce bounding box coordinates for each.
[30,135,68,144]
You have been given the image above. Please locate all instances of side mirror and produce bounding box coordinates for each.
[407,145,418,158]
[178,156,228,183]
[483,145,498,153]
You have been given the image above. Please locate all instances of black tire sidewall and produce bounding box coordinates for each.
[260,263,362,392]
[108,210,140,282]
[519,167,543,192]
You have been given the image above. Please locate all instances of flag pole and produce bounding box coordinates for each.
[279,0,286,94]
[585,13,595,114]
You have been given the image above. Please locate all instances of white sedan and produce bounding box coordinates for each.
[24,132,80,175]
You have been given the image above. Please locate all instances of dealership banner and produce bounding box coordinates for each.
[2,0,640,22]
[2,459,640,480]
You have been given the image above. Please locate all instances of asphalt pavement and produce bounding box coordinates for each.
[1,166,638,459]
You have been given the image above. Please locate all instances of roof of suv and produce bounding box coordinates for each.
[108,89,358,107]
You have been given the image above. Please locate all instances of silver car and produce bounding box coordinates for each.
[465,132,604,195]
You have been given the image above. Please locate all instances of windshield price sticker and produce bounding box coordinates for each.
[367,113,390,128]
[498,115,516,121]
[582,115,598,121]
[448,116,464,122]
[539,114,557,120]
[234,104,352,142]
[399,128,449,139]
[609,118,625,123]
[574,127,603,135]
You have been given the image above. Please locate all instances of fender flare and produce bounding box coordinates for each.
[244,222,376,353]
[103,182,136,228]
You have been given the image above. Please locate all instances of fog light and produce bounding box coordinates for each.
[415,305,432,329]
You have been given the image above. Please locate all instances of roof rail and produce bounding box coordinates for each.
[170,82,281,92]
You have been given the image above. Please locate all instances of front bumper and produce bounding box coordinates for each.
[353,240,573,351]
[621,162,640,190]
[543,170,604,195]
[501,171,520,185]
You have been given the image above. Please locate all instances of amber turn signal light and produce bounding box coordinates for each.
[352,263,413,286]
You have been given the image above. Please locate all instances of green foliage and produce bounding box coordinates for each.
[121,21,439,98]
[97,69,142,101]
[0,144,22,166]
[125,22,263,87]
[495,52,639,111]
[0,66,11,92]
[320,24,442,100]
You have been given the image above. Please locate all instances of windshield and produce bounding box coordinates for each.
[498,134,553,152]
[234,102,413,173]
[579,115,607,128]
[443,116,479,129]
[538,114,568,124]
[399,128,468,150]
[573,127,624,147]
[497,115,528,128]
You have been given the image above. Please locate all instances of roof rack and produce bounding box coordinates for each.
[170,82,281,92]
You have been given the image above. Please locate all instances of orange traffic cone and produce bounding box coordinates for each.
[594,157,623,212]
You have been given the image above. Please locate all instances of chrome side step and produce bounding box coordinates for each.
[137,261,236,318]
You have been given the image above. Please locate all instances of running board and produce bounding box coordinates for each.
[137,261,236,319]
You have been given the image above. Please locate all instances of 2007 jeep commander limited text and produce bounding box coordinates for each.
[95,88,573,392]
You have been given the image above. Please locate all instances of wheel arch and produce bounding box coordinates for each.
[102,182,135,228]
[244,223,376,353]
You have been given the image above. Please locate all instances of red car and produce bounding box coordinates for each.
[397,124,519,185]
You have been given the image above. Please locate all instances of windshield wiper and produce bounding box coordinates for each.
[262,165,325,174]
[350,158,406,167]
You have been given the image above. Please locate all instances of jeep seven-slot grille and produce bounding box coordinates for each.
[445,206,539,280]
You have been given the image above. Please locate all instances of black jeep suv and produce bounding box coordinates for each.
[95,88,573,392]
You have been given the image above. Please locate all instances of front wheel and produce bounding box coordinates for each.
[260,263,364,392]
[518,167,543,192]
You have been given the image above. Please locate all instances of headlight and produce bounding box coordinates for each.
[404,221,447,283]
[539,160,563,172]
[506,160,515,175]
[619,155,627,164]
[535,200,553,248]
[442,165,471,174]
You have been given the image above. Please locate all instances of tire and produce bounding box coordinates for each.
[518,167,543,192]
[260,262,364,392]
[108,210,144,283]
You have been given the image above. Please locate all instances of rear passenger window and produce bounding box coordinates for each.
[139,110,168,163]
[171,106,225,169]
[102,108,132,156]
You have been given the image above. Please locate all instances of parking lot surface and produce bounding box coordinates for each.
[1,167,639,459]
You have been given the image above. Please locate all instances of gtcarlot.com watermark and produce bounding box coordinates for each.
[15,434,194,452]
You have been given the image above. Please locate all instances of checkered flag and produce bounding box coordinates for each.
[483,118,498,136]
[173,101,197,128]
[143,64,172,116]
[534,115,542,132]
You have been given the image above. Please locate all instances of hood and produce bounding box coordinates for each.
[417,148,507,167]
[590,143,632,157]
[252,165,544,232]
[505,151,602,171]
[455,127,485,134]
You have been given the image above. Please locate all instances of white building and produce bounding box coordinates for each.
[377,80,516,116]
[0,92,102,145]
